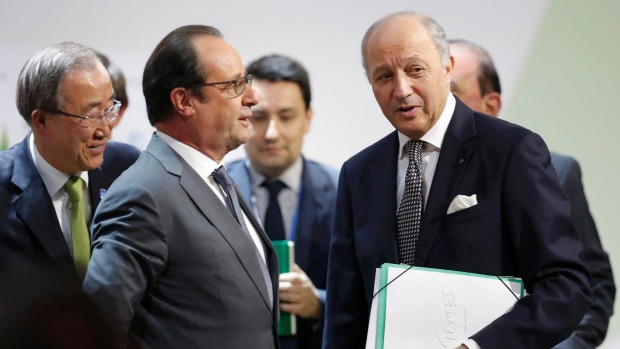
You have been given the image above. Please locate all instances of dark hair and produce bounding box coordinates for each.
[142,25,222,126]
[96,51,128,108]
[448,39,502,96]
[16,42,101,125]
[246,54,311,110]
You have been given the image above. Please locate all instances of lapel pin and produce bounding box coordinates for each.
[458,158,465,165]
[100,188,107,199]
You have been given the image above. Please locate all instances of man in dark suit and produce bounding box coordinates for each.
[449,39,615,349]
[0,42,139,285]
[323,11,592,349]
[227,54,338,349]
[83,25,280,349]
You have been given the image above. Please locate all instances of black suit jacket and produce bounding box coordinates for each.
[323,99,592,349]
[0,135,140,284]
[551,153,615,349]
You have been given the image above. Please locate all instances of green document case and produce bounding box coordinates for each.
[272,240,297,336]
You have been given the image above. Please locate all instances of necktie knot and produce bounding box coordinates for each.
[261,179,287,196]
[64,176,85,203]
[211,166,234,189]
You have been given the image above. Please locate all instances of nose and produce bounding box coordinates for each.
[265,119,279,140]
[393,73,413,100]
[242,84,259,107]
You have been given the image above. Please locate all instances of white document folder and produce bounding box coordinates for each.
[366,264,524,349]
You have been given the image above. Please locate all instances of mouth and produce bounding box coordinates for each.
[88,143,106,156]
[397,105,419,118]
[238,112,251,126]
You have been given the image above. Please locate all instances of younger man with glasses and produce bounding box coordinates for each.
[0,42,140,285]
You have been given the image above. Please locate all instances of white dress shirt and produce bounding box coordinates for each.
[29,133,90,256]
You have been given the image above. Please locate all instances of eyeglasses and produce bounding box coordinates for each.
[192,74,253,97]
[49,100,121,127]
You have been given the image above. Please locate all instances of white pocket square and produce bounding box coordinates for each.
[447,194,477,215]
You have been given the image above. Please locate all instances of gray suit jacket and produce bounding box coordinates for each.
[83,134,280,349]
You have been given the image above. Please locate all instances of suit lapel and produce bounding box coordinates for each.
[148,136,274,314]
[10,137,75,272]
[417,100,475,265]
[293,159,317,271]
[369,133,400,264]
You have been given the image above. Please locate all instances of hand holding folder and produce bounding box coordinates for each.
[366,264,524,349]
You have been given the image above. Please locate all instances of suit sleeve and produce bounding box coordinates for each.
[471,133,592,349]
[323,164,369,349]
[83,182,168,345]
[553,158,615,349]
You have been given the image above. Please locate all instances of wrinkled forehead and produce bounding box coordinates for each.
[365,16,437,63]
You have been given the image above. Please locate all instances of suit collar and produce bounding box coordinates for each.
[10,136,75,273]
[416,99,476,265]
[147,134,277,315]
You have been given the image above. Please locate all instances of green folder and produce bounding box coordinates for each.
[272,240,297,336]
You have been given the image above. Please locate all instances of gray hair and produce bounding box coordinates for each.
[16,42,101,125]
[361,11,450,77]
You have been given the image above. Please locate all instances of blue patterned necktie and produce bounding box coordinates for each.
[396,140,424,265]
[211,166,273,306]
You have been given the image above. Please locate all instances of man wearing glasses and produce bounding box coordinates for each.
[83,25,279,349]
[0,42,139,285]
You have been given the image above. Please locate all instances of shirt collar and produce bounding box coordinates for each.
[247,156,303,192]
[29,133,89,197]
[398,93,456,158]
[156,130,220,180]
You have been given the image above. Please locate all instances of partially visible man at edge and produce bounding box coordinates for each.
[449,38,615,349]
[0,42,139,347]
[323,11,591,349]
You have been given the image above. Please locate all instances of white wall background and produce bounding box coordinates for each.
[2,0,619,346]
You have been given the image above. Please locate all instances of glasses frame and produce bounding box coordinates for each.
[49,100,122,127]
[192,74,253,97]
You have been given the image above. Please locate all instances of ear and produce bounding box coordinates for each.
[481,92,502,118]
[108,105,127,130]
[30,109,49,134]
[170,87,196,119]
[303,106,314,133]
[445,54,455,84]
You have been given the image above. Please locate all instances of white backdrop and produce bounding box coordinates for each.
[4,1,620,347]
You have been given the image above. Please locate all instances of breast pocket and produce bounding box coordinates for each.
[444,200,490,225]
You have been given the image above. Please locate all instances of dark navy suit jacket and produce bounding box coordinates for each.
[323,99,592,349]
[551,153,615,349]
[227,157,338,349]
[0,135,139,284]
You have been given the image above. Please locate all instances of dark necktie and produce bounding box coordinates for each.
[261,180,287,241]
[211,166,273,306]
[64,176,90,280]
[396,140,424,265]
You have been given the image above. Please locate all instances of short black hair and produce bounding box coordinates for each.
[142,25,222,126]
[246,54,311,110]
